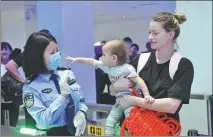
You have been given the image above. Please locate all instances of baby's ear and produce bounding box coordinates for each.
[112,54,118,62]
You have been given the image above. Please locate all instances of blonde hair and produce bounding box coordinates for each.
[103,40,128,65]
[152,12,187,40]
[174,12,187,24]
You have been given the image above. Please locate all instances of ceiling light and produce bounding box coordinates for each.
[122,16,126,19]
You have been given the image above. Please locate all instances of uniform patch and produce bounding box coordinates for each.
[67,77,76,85]
[24,93,34,108]
[41,88,52,93]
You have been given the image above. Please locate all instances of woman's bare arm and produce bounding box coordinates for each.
[6,59,25,83]
[116,95,182,114]
[111,78,182,114]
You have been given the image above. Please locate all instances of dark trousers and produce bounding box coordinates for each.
[47,126,73,136]
[1,103,19,127]
[24,107,35,128]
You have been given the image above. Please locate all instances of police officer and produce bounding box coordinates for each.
[22,32,87,136]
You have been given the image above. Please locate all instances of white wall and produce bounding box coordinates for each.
[1,5,37,50]
[177,1,212,95]
[176,1,212,136]
[1,6,27,50]
[94,18,152,52]
[24,6,37,40]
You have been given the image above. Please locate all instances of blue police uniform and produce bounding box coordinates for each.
[22,70,88,135]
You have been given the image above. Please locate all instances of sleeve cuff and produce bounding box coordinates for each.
[79,103,88,113]
[128,72,139,78]
[93,60,99,68]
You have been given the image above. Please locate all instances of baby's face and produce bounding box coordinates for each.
[101,45,117,67]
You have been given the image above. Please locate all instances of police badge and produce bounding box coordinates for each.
[24,93,34,108]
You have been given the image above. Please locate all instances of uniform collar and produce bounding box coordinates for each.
[39,70,59,82]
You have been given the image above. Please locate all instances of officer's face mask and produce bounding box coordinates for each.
[47,52,61,70]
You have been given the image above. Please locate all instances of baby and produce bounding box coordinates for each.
[66,40,154,135]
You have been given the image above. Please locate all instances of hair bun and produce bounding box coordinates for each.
[174,12,187,24]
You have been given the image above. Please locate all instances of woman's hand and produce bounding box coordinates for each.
[128,79,136,88]
[109,78,135,95]
[115,95,135,110]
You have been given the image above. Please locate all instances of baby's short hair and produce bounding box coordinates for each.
[104,40,128,65]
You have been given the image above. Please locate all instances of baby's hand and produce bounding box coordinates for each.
[65,56,77,63]
[144,95,155,104]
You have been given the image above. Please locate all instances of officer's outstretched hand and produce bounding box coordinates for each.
[73,111,86,136]
[59,70,70,95]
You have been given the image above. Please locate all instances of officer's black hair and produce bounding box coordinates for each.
[39,29,58,44]
[39,29,50,34]
[23,32,57,80]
